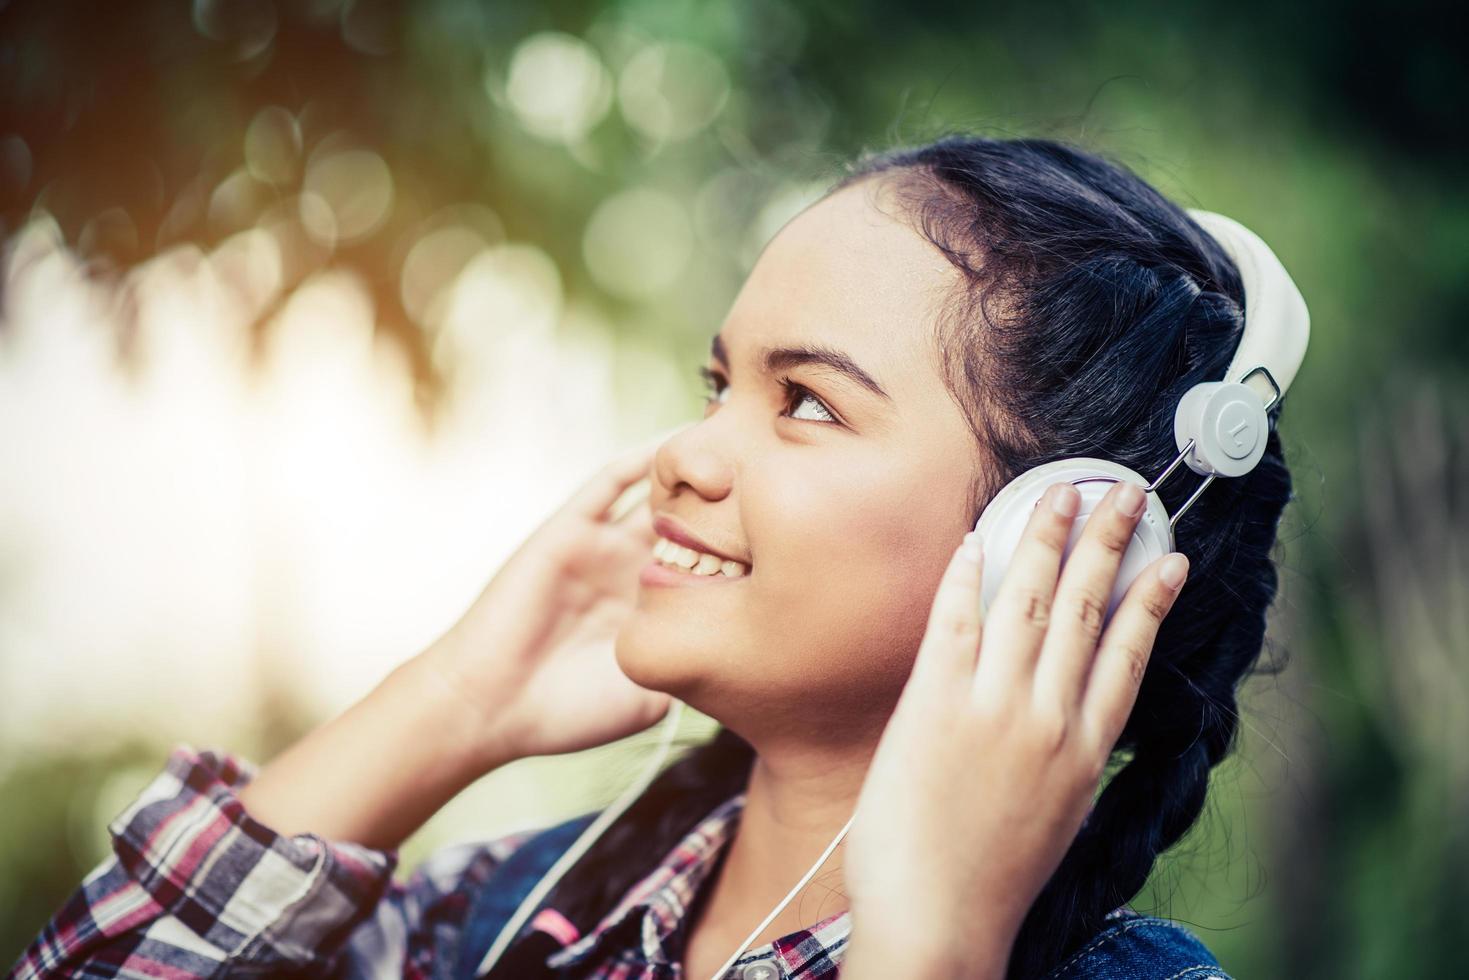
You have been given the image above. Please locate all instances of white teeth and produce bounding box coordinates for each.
[652,535,749,578]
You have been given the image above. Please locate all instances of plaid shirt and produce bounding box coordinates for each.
[7,746,847,980]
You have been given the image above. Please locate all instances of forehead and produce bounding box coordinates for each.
[719,177,959,396]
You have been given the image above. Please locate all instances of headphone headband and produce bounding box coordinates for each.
[1185,209,1310,405]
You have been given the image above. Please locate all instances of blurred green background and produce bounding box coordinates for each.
[2,1,1465,976]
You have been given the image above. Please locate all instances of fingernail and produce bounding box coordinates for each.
[1115,482,1145,517]
[1050,483,1080,517]
[1160,553,1189,590]
[959,530,983,564]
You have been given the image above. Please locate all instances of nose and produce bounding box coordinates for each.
[653,412,736,503]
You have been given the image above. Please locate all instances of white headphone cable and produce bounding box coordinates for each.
[704,809,857,980]
[474,697,689,977]
[473,694,860,980]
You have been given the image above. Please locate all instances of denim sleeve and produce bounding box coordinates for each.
[6,746,536,980]
[1042,912,1233,980]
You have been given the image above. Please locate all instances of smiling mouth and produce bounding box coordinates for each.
[652,535,750,578]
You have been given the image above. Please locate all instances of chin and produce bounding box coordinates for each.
[614,616,720,703]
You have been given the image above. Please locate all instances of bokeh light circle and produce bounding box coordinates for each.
[302,147,394,244]
[297,192,339,249]
[504,31,613,144]
[191,0,278,60]
[618,41,730,144]
[208,169,271,237]
[433,243,564,378]
[402,226,494,328]
[582,187,692,300]
[244,107,302,187]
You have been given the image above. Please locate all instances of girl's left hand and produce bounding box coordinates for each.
[841,480,1190,977]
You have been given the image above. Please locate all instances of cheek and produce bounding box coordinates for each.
[743,457,955,680]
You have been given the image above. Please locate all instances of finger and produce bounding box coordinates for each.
[973,481,1081,692]
[570,426,689,522]
[605,474,651,524]
[1079,551,1189,756]
[614,495,659,548]
[909,530,987,689]
[1032,480,1148,712]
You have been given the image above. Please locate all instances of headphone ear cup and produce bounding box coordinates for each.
[973,458,1175,627]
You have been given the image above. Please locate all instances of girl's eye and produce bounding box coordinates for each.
[696,366,838,424]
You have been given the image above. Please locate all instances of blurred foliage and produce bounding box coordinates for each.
[2,0,1467,976]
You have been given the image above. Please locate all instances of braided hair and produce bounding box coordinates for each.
[489,134,1294,980]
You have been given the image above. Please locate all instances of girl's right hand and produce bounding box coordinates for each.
[417,428,686,772]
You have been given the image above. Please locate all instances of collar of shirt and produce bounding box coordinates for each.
[540,790,851,978]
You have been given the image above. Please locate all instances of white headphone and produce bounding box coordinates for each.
[973,208,1310,624]
[476,208,1310,980]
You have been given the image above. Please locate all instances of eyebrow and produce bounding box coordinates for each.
[709,333,893,402]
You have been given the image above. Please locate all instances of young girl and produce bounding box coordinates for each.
[13,134,1293,979]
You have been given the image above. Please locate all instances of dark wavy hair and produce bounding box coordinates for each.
[488,133,1295,980]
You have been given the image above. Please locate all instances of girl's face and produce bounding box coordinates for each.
[615,177,983,746]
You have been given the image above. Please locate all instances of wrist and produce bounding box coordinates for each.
[843,938,974,980]
[845,912,1016,980]
[236,650,513,850]
[390,649,518,783]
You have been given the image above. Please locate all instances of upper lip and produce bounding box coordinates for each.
[653,514,750,566]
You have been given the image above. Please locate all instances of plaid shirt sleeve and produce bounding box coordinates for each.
[8,746,538,980]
